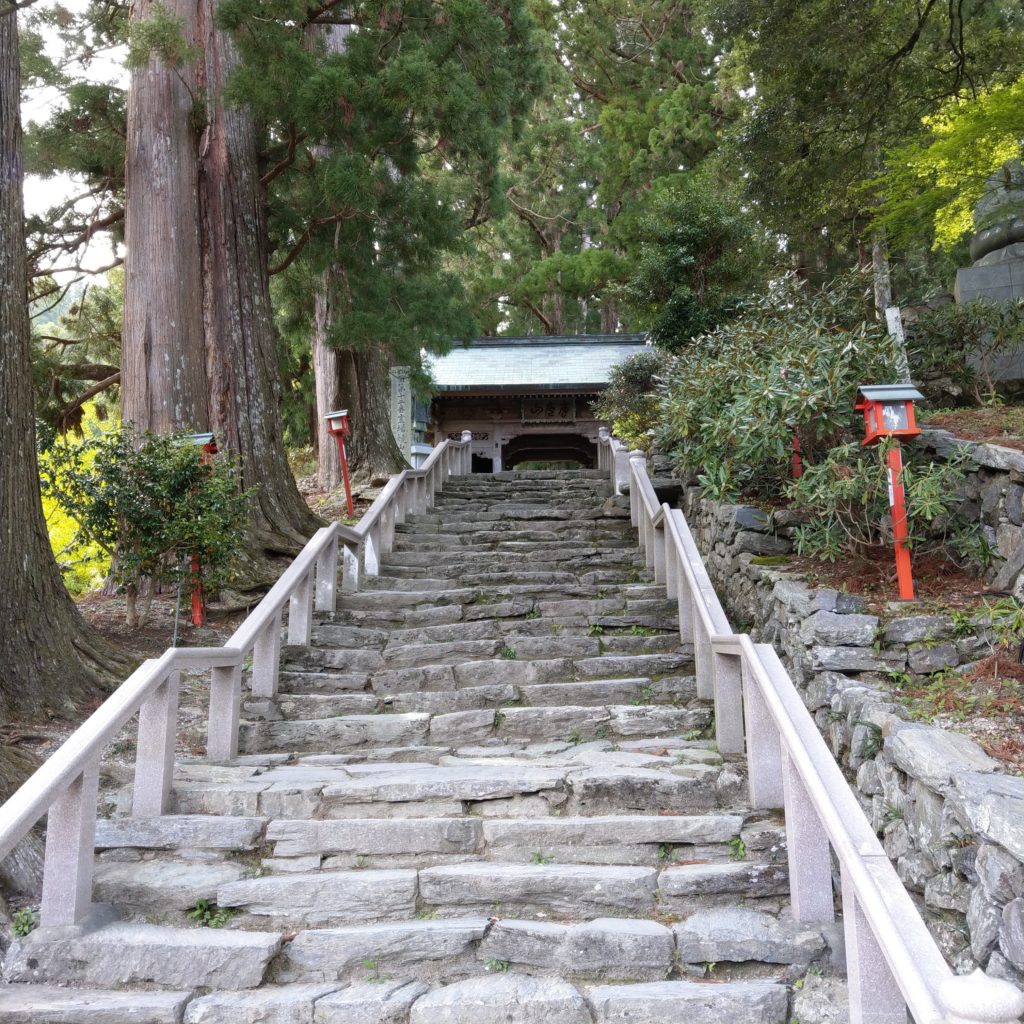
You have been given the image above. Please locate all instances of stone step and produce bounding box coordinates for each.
[238,699,708,755]
[260,812,744,868]
[0,986,193,1024]
[169,757,727,819]
[3,922,281,990]
[382,549,640,570]
[260,675,692,719]
[95,814,268,851]
[585,979,789,1024]
[392,534,636,551]
[397,517,632,535]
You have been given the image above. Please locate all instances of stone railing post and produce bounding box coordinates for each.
[713,650,744,755]
[207,663,242,761]
[461,430,473,475]
[287,569,314,645]
[342,541,360,593]
[364,522,381,576]
[315,536,339,614]
[652,521,666,584]
[40,761,100,928]
[613,444,630,496]
[742,658,784,808]
[251,610,283,698]
[628,450,646,528]
[597,427,609,474]
[132,669,180,816]
[782,750,834,921]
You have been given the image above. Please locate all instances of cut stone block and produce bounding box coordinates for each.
[217,870,417,925]
[0,986,191,1024]
[268,818,482,857]
[281,919,490,982]
[586,980,789,1023]
[418,863,658,917]
[4,923,281,990]
[658,863,790,904]
[94,815,267,851]
[93,860,247,910]
[673,909,826,964]
[184,985,342,1024]
[409,975,591,1024]
[314,981,430,1024]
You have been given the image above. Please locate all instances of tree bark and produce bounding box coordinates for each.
[313,277,343,490]
[336,346,408,481]
[121,0,208,435]
[871,232,893,317]
[0,9,124,718]
[197,8,321,554]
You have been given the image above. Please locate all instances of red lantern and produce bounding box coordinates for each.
[325,409,354,518]
[854,385,924,602]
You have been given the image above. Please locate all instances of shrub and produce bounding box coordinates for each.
[41,427,249,626]
[657,273,895,501]
[786,439,972,561]
[593,349,668,452]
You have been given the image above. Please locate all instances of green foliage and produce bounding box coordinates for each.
[40,427,249,626]
[187,900,234,928]
[787,440,972,562]
[657,274,894,501]
[11,908,39,937]
[869,79,1024,250]
[485,958,512,972]
[499,646,517,660]
[127,2,200,71]
[593,349,669,453]
[907,298,1024,405]
[621,171,771,350]
[727,837,746,861]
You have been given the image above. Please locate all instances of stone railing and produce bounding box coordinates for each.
[0,433,473,933]
[596,434,1024,1024]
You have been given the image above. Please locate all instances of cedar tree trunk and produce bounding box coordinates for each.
[198,10,320,553]
[121,0,208,434]
[313,278,343,490]
[0,10,122,718]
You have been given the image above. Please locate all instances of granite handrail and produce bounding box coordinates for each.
[0,434,472,931]
[596,435,1024,1024]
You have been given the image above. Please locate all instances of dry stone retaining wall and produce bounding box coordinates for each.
[675,462,1024,987]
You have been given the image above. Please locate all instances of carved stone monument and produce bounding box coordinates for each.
[955,160,1024,304]
[389,365,413,466]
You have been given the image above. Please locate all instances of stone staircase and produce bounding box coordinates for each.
[0,471,840,1023]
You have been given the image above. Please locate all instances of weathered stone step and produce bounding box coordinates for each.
[382,548,639,570]
[262,812,743,868]
[392,533,635,551]
[92,859,248,911]
[238,699,708,755]
[0,985,192,1024]
[3,922,281,990]
[398,516,632,535]
[586,979,789,1024]
[262,675,691,719]
[170,757,726,819]
[95,814,268,851]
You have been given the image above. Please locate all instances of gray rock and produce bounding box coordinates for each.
[734,532,791,556]
[1001,898,1024,969]
[184,985,342,1024]
[586,980,789,1024]
[217,870,417,925]
[314,981,429,1024]
[790,974,849,1024]
[282,919,490,982]
[800,611,878,648]
[734,506,770,531]
[882,616,954,645]
[674,909,826,964]
[409,975,590,1024]
[1007,483,1024,526]
[4,923,280,989]
[885,729,997,789]
[976,844,1024,904]
[968,886,1003,961]
[268,818,481,857]
[658,862,789,901]
[810,647,890,673]
[907,642,960,674]
[924,871,971,913]
[949,773,1024,860]
[0,986,192,1024]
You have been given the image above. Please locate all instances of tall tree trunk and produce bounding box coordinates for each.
[313,279,343,490]
[196,7,320,554]
[122,0,208,434]
[871,231,893,317]
[0,9,123,718]
[336,347,407,481]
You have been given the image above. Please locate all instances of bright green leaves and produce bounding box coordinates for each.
[127,1,199,71]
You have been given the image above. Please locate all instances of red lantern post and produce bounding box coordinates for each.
[178,433,218,627]
[325,409,354,518]
[854,385,924,602]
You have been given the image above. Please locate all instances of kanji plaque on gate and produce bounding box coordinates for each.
[521,398,576,424]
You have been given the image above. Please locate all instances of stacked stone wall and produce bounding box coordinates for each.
[675,445,1024,984]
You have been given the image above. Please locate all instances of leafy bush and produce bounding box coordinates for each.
[657,274,895,501]
[786,439,971,561]
[593,349,668,452]
[41,427,249,626]
[907,297,1024,405]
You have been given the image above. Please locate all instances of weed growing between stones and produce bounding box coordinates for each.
[11,907,37,937]
[186,899,235,928]
[485,959,511,972]
[531,851,553,864]
[499,646,517,660]
[727,837,746,861]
